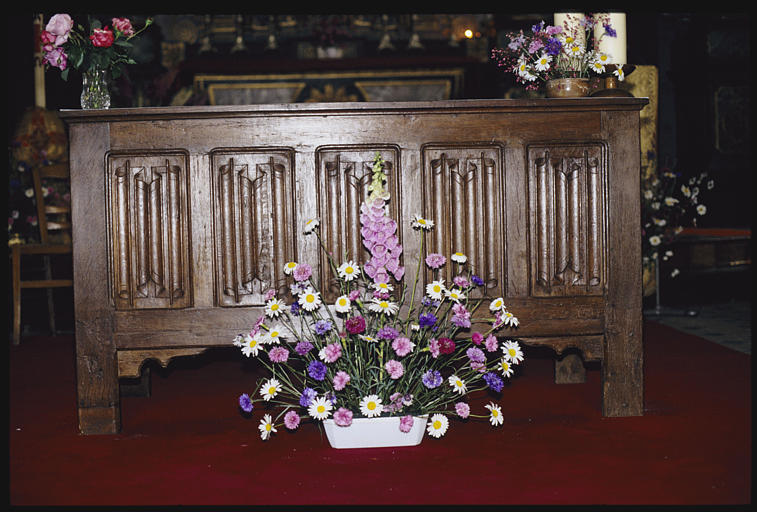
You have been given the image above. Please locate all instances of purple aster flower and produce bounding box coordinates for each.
[314,319,333,335]
[422,369,443,389]
[295,340,313,355]
[290,301,301,316]
[299,387,317,407]
[308,360,328,381]
[471,275,484,287]
[419,312,437,328]
[545,37,562,56]
[377,326,400,340]
[238,393,253,413]
[603,22,617,38]
[483,372,504,392]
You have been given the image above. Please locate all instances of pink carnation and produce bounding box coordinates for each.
[453,275,470,288]
[399,415,414,433]
[293,262,312,282]
[321,342,342,363]
[268,346,289,363]
[333,370,351,391]
[429,338,440,358]
[334,407,353,427]
[471,331,484,345]
[392,336,414,357]
[384,359,404,379]
[455,402,471,418]
[484,334,499,352]
[425,253,446,269]
[284,410,300,430]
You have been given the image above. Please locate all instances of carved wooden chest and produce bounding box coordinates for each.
[61,98,647,434]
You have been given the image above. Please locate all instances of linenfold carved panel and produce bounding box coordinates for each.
[420,144,506,298]
[315,146,400,299]
[211,148,296,306]
[107,151,192,310]
[527,143,606,296]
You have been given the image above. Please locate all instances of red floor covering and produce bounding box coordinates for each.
[8,321,751,506]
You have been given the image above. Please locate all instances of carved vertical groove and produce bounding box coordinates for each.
[270,157,290,293]
[148,172,165,295]
[238,163,254,293]
[115,164,130,299]
[220,159,237,302]
[568,163,582,282]
[587,158,601,285]
[167,163,184,300]
[482,157,497,287]
[555,163,567,284]
[536,157,550,288]
[134,168,149,297]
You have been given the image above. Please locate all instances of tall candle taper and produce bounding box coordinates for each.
[554,12,586,48]
[594,12,626,64]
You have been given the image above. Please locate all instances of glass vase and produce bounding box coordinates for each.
[80,66,111,109]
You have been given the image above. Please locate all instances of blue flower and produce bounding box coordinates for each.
[308,360,328,381]
[471,275,484,287]
[238,393,253,413]
[299,387,317,407]
[314,319,332,335]
[419,312,437,328]
[290,301,301,316]
[603,23,617,38]
[545,37,562,56]
[422,370,443,389]
[483,372,504,392]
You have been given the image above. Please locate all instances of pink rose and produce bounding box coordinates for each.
[45,14,73,46]
[111,17,134,36]
[90,27,114,48]
[43,47,68,70]
[40,30,57,51]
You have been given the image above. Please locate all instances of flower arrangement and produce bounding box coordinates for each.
[39,13,152,81]
[641,164,714,278]
[490,14,622,90]
[235,153,524,442]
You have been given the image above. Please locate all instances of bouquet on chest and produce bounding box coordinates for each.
[234,153,525,441]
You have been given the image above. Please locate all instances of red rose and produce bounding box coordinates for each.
[111,17,134,36]
[40,30,57,51]
[439,337,456,355]
[90,27,114,48]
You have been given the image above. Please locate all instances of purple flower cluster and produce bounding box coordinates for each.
[314,319,332,335]
[377,326,400,340]
[239,393,253,413]
[418,312,437,328]
[421,369,443,389]
[483,372,504,392]
[360,198,404,283]
[299,387,317,407]
[308,360,327,381]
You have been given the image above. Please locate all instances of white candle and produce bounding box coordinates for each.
[553,12,586,48]
[594,12,627,65]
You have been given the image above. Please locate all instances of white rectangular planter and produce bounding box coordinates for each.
[323,415,428,449]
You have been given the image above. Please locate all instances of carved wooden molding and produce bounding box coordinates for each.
[117,347,211,378]
[528,143,607,297]
[107,151,192,310]
[211,148,296,306]
[420,143,507,298]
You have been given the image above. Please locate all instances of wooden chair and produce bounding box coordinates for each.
[11,162,73,345]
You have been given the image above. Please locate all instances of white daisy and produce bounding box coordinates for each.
[265,298,286,318]
[260,378,281,401]
[534,53,552,71]
[283,261,298,275]
[265,324,286,344]
[696,204,707,215]
[448,375,467,395]
[445,288,465,303]
[566,42,585,58]
[240,333,262,357]
[502,340,524,364]
[303,218,320,234]
[489,297,506,313]
[372,281,394,292]
[411,215,434,230]
[500,310,519,328]
[298,286,322,312]
[649,235,662,246]
[258,414,276,440]
[498,358,514,378]
[307,396,333,420]
[451,251,467,264]
[359,334,378,343]
[426,414,449,438]
[591,60,606,74]
[337,261,361,281]
[664,196,679,207]
[613,65,625,81]
[426,279,446,300]
[368,298,399,316]
[359,394,384,418]
[485,402,504,426]
[334,295,351,314]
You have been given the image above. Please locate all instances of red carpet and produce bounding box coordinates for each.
[8,321,751,506]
